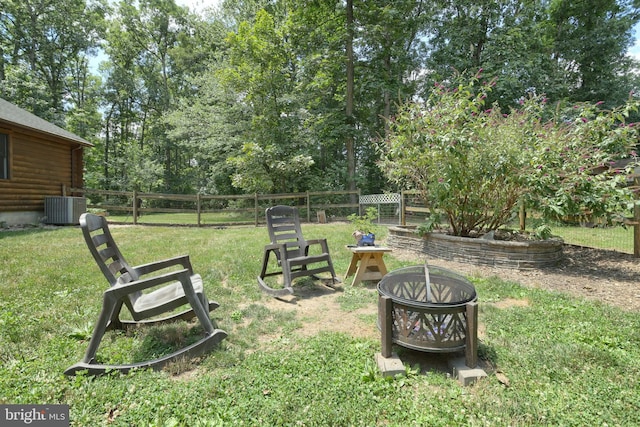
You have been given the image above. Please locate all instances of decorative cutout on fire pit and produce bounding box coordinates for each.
[378,265,477,353]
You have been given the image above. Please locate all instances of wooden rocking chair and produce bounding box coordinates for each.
[64,213,227,376]
[257,205,339,297]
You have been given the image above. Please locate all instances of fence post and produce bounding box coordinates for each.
[197,193,201,227]
[519,199,526,231]
[254,193,259,227]
[635,203,639,257]
[400,190,406,226]
[634,178,640,257]
[132,190,138,224]
[307,191,311,222]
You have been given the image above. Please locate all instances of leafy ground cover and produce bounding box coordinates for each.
[1,223,639,426]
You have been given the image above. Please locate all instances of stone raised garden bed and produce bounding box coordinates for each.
[387,226,563,269]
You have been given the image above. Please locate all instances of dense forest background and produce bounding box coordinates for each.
[2,0,640,197]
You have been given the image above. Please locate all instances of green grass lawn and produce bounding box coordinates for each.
[106,211,257,226]
[551,223,635,253]
[1,223,639,426]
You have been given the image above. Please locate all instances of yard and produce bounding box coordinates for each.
[1,222,639,426]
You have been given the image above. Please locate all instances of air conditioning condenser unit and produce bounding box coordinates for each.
[44,196,86,225]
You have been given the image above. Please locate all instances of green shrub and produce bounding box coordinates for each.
[380,71,640,236]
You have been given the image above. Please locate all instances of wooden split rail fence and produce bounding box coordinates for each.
[65,186,640,256]
[65,186,361,227]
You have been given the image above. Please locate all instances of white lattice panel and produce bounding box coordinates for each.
[360,193,400,205]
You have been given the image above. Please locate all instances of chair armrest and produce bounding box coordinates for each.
[132,255,193,276]
[264,243,284,251]
[107,269,194,298]
[305,238,327,245]
[304,238,330,252]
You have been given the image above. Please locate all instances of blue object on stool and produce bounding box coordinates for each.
[359,233,376,246]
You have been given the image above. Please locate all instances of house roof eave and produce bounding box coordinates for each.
[0,98,93,147]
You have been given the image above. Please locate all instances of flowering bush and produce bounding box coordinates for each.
[380,73,640,237]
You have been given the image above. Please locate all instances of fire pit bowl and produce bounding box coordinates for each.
[377,265,479,366]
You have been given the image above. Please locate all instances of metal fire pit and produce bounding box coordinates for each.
[377,265,479,367]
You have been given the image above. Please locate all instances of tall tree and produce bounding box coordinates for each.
[0,0,105,124]
[356,0,429,134]
[546,0,639,105]
[100,0,202,192]
[163,15,239,195]
[220,9,315,193]
[353,0,431,193]
[286,1,350,191]
[346,0,356,198]
[426,0,640,108]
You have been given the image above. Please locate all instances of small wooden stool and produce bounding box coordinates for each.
[344,246,392,286]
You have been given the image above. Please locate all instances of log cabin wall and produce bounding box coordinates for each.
[0,123,85,218]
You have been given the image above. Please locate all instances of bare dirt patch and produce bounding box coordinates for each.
[262,283,379,340]
[491,298,530,309]
[262,244,639,343]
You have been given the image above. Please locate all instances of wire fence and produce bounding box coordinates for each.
[359,193,402,225]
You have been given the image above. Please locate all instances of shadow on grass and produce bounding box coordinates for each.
[394,341,498,377]
[0,225,71,238]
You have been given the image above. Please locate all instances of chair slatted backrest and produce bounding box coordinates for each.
[266,206,306,258]
[80,213,141,306]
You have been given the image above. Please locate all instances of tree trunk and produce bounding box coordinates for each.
[346,0,356,203]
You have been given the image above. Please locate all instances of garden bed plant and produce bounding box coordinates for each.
[380,71,640,239]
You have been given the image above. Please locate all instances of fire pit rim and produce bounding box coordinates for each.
[377,265,477,308]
